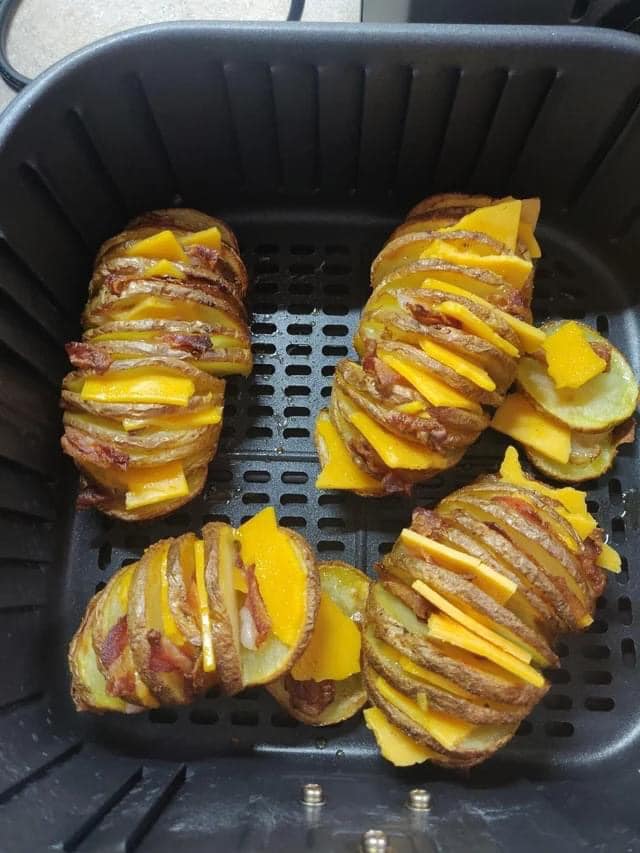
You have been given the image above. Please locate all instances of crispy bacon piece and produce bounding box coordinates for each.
[76,484,110,509]
[186,244,219,270]
[493,495,544,528]
[244,564,271,647]
[61,429,129,470]
[411,507,443,539]
[581,532,607,599]
[65,342,112,372]
[381,578,432,621]
[381,472,413,496]
[146,629,193,674]
[284,674,336,717]
[613,418,636,446]
[100,616,128,668]
[590,341,612,370]
[161,333,211,356]
[408,303,461,328]
[106,667,136,700]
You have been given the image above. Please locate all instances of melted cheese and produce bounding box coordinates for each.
[126,230,187,261]
[363,707,434,766]
[315,411,384,492]
[143,259,185,280]
[122,405,222,432]
[291,592,361,681]
[419,338,496,391]
[348,408,450,471]
[180,226,221,250]
[421,241,532,288]
[124,461,189,510]
[436,301,520,357]
[491,394,571,464]
[378,350,482,412]
[81,370,195,407]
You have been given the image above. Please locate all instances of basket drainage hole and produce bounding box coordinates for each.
[543,694,572,711]
[622,638,636,668]
[291,244,314,255]
[98,543,112,571]
[244,471,271,484]
[149,708,178,724]
[596,315,609,336]
[547,668,571,684]
[585,697,615,712]
[282,472,308,485]
[618,597,632,626]
[190,709,219,725]
[545,721,574,737]
[231,710,259,726]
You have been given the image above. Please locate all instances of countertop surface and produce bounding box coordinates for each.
[0,0,360,113]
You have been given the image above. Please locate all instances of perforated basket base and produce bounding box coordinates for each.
[49,208,639,777]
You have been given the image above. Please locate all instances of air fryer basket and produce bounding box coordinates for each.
[0,21,639,851]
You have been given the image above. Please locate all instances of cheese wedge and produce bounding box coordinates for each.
[194,539,215,671]
[375,676,475,751]
[315,411,384,492]
[419,338,496,391]
[436,301,520,357]
[500,446,588,516]
[159,551,186,647]
[491,394,571,464]
[114,296,240,331]
[348,408,450,471]
[81,371,195,407]
[126,230,187,262]
[396,400,426,415]
[180,226,222,251]
[125,461,189,510]
[233,566,249,593]
[122,405,222,432]
[413,580,531,663]
[291,592,361,681]
[143,260,185,280]
[237,507,306,647]
[378,350,482,412]
[428,613,545,687]
[447,201,522,253]
[364,707,435,766]
[421,241,532,288]
[420,279,545,353]
[597,542,621,573]
[543,321,607,390]
[518,221,542,258]
[400,528,516,604]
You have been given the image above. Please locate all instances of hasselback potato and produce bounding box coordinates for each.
[316,194,546,495]
[363,446,620,768]
[61,209,252,520]
[69,507,369,724]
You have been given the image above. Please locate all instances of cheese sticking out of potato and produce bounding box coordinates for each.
[419,338,496,391]
[448,200,522,253]
[396,400,426,415]
[400,528,516,604]
[412,580,531,663]
[180,226,222,250]
[348,408,450,471]
[543,321,607,390]
[597,543,622,573]
[125,461,189,510]
[378,350,482,412]
[421,241,533,288]
[491,394,571,464]
[237,507,306,647]
[436,301,519,357]
[126,230,187,261]
[375,675,475,751]
[518,222,542,258]
[142,259,186,280]
[113,296,241,332]
[81,370,195,406]
[363,707,435,766]
[193,539,216,672]
[315,411,384,492]
[122,405,223,432]
[291,592,361,681]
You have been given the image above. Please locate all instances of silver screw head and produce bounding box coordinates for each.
[361,829,388,852]
[301,782,324,806]
[408,787,431,811]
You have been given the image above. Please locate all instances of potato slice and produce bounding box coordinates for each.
[517,322,639,432]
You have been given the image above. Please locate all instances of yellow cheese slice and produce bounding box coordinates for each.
[447,200,522,253]
[291,592,361,681]
[543,321,607,390]
[518,221,542,258]
[400,528,516,604]
[413,580,531,663]
[381,641,472,699]
[378,350,482,412]
[81,371,195,407]
[419,338,496,391]
[233,566,249,593]
[126,230,187,261]
[193,539,215,672]
[421,241,532,288]
[375,676,475,751]
[428,613,545,687]
[597,542,621,573]
[315,411,384,492]
[348,408,450,471]
[396,400,426,415]
[125,461,189,510]
[500,446,588,516]
[491,394,571,464]
[210,334,243,349]
[114,296,240,331]
[143,259,185,280]
[436,301,520,357]
[237,507,306,647]
[363,707,435,766]
[122,405,222,432]
[180,226,221,250]
[420,279,544,353]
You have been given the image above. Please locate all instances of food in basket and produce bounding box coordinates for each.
[267,561,369,725]
[316,194,545,495]
[492,320,638,481]
[69,507,367,718]
[362,446,619,767]
[60,209,252,520]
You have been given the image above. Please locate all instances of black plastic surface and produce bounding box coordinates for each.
[0,21,639,851]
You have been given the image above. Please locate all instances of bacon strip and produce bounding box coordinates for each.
[244,564,271,647]
[284,674,336,717]
[162,333,211,356]
[61,429,129,470]
[66,342,112,372]
[186,244,219,270]
[76,484,110,509]
[590,341,612,370]
[100,616,128,667]
[146,629,192,674]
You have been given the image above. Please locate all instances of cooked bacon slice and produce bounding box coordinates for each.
[613,417,636,446]
[61,429,129,470]
[411,507,444,538]
[408,303,461,329]
[147,629,192,674]
[185,244,219,270]
[66,342,112,372]
[244,564,271,647]
[590,341,612,370]
[284,674,336,717]
[76,484,110,509]
[381,471,412,496]
[100,616,128,668]
[161,333,211,356]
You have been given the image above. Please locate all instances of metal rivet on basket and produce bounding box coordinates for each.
[407,787,431,811]
[361,829,388,852]
[301,782,325,806]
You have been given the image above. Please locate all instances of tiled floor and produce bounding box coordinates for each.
[0,0,361,113]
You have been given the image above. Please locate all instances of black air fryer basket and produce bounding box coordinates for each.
[0,21,639,852]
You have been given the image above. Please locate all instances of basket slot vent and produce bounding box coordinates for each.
[0,292,66,386]
[271,64,319,194]
[621,638,636,668]
[316,64,365,194]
